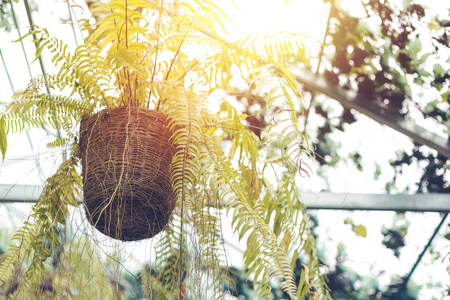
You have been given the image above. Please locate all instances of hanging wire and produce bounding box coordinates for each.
[302,2,333,133]
[315,4,333,75]
[0,49,14,90]
[66,1,79,47]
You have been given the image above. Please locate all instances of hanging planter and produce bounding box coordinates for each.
[79,106,175,241]
[0,0,329,297]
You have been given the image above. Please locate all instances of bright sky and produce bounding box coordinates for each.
[225,0,329,39]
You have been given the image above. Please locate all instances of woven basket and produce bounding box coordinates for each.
[79,106,175,241]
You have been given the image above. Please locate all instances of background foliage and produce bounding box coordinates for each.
[307,0,449,194]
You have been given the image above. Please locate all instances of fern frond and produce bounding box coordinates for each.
[46,137,70,149]
[3,92,90,135]
[0,156,81,290]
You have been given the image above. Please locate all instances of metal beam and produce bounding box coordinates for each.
[302,192,450,212]
[0,184,44,203]
[0,184,83,205]
[295,69,450,159]
[1,184,449,212]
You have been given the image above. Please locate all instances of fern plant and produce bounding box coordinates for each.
[0,0,329,298]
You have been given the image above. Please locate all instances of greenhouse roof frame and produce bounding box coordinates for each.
[295,69,450,159]
[1,184,449,212]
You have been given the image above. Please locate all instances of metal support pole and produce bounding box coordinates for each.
[9,0,34,78]
[23,0,62,139]
[0,48,44,179]
[400,213,448,289]
[23,0,48,82]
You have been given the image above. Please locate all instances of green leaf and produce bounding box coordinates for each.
[443,120,450,134]
[352,224,367,237]
[402,0,413,11]
[433,63,445,76]
[374,163,381,180]
[408,39,422,56]
[441,92,450,103]
[418,53,432,65]
[444,233,450,241]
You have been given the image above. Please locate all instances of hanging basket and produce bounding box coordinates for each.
[79,106,175,241]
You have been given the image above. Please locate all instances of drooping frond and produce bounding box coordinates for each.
[0,0,329,298]
[0,154,81,293]
[19,27,111,106]
[3,91,91,133]
[148,219,188,299]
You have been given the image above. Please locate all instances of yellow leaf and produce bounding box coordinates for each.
[428,17,442,30]
[352,224,367,237]
[148,33,159,40]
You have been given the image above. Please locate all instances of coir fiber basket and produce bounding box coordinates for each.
[79,106,175,241]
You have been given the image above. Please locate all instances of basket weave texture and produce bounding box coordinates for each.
[79,106,175,241]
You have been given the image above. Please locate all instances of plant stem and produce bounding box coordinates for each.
[125,0,128,49]
[165,38,185,81]
[148,7,162,109]
[179,121,192,300]
[303,3,333,133]
[165,0,205,82]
